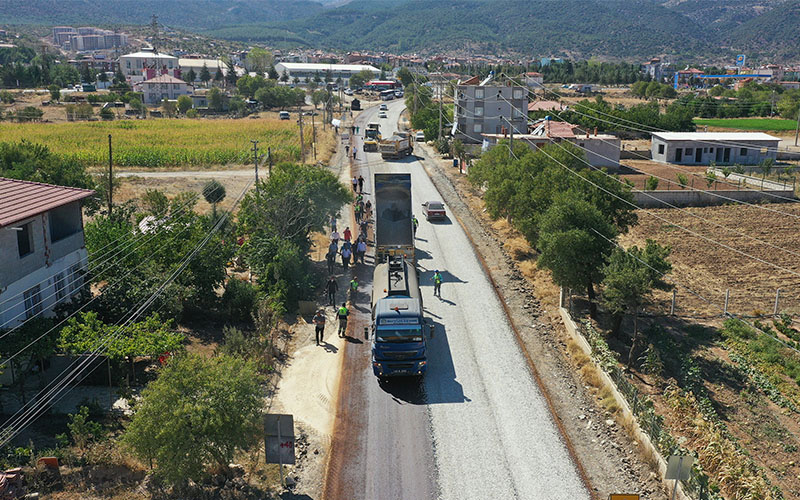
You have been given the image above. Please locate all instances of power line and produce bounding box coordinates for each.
[0,179,253,449]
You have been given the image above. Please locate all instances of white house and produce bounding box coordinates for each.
[651,132,779,165]
[0,178,95,329]
[273,62,380,84]
[134,74,194,105]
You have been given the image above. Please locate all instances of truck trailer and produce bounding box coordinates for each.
[374,173,415,263]
[379,132,413,159]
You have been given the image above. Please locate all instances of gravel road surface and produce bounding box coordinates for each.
[324,100,590,500]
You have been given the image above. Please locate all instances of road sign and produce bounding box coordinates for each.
[736,54,746,67]
[609,495,639,500]
[666,454,694,480]
[264,414,295,465]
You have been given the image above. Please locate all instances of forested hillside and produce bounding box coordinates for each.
[1,0,799,61]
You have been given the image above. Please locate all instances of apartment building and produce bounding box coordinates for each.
[453,79,528,144]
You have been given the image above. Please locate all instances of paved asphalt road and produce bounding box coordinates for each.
[325,100,589,500]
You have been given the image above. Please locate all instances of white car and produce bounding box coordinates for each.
[378,111,388,118]
[415,131,425,142]
[379,103,388,111]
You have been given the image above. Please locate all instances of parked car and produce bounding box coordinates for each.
[394,90,404,98]
[415,131,425,142]
[378,111,388,118]
[421,201,446,221]
[344,88,354,96]
[379,103,388,111]
[279,111,290,120]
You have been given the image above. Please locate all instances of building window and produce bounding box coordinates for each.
[54,272,66,302]
[740,147,748,155]
[24,285,43,319]
[49,204,80,242]
[658,144,665,155]
[69,264,83,293]
[474,106,483,117]
[685,148,693,155]
[475,88,484,99]
[473,123,482,133]
[513,88,524,99]
[16,222,33,257]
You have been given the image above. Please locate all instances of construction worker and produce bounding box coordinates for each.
[337,302,349,337]
[412,215,419,236]
[313,309,326,346]
[326,276,338,305]
[433,270,443,297]
[349,277,359,304]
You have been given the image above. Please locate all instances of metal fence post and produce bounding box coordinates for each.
[774,288,781,316]
[724,289,729,315]
[670,289,676,316]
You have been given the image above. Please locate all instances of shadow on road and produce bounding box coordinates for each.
[424,319,470,404]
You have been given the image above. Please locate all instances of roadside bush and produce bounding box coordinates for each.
[433,137,450,156]
[222,278,260,323]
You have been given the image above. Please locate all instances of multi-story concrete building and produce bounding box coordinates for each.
[651,132,779,165]
[53,26,127,50]
[119,49,180,83]
[453,78,528,144]
[134,74,193,105]
[0,178,94,329]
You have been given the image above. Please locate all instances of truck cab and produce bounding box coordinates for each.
[371,258,433,378]
[363,122,381,152]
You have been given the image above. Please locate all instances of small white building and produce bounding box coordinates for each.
[178,57,227,81]
[273,62,380,84]
[134,74,194,105]
[651,132,779,165]
[0,178,95,329]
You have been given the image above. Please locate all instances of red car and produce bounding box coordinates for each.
[421,201,446,221]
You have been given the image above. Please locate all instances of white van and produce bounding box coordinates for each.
[279,111,290,120]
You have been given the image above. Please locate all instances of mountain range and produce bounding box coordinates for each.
[1,0,798,61]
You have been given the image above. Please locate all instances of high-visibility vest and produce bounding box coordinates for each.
[337,307,348,318]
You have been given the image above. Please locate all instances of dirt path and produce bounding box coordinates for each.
[415,142,668,499]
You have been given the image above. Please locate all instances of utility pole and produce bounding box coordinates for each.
[311,112,317,161]
[770,90,775,117]
[438,78,443,141]
[268,147,273,176]
[298,107,305,164]
[251,140,259,194]
[107,134,113,216]
[795,104,800,147]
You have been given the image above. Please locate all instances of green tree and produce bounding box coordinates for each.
[601,240,671,364]
[161,98,177,118]
[48,83,60,102]
[759,157,774,189]
[238,163,351,308]
[0,141,95,191]
[123,354,264,484]
[348,68,375,89]
[199,64,211,87]
[99,106,114,121]
[67,405,104,454]
[207,86,224,112]
[537,195,617,316]
[645,175,659,191]
[268,64,279,80]
[176,94,193,114]
[245,47,273,75]
[676,173,688,189]
[214,67,224,83]
[184,68,197,84]
[705,170,717,189]
[280,70,289,83]
[396,66,415,87]
[202,179,226,219]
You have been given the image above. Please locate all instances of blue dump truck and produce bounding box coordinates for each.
[370,257,434,379]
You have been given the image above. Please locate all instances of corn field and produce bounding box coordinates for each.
[0,118,304,167]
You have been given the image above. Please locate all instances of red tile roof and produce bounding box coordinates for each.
[138,74,188,85]
[528,100,562,111]
[0,178,94,228]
